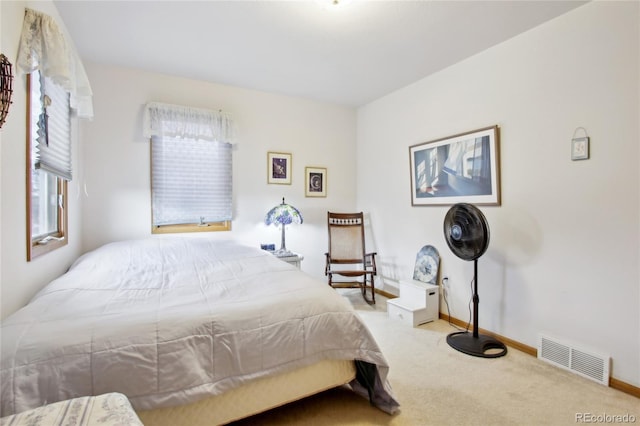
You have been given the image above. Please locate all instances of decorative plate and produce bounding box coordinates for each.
[413,245,440,284]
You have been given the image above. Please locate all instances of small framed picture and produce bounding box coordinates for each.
[267,152,292,184]
[571,137,589,161]
[305,166,327,197]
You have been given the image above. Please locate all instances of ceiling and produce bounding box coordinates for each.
[53,0,587,107]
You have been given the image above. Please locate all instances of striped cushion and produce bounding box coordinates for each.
[0,393,142,426]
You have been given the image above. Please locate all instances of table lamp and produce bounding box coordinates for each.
[265,197,303,257]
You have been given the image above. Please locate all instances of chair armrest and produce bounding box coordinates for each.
[365,252,377,272]
[325,252,330,275]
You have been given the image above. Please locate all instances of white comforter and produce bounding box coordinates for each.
[1,238,398,417]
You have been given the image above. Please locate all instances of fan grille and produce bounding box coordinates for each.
[444,203,489,261]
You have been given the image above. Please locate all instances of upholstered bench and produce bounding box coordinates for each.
[0,392,143,426]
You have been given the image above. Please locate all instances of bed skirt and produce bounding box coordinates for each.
[136,359,356,425]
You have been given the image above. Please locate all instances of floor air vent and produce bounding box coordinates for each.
[538,334,610,386]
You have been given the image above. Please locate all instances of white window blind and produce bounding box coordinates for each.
[152,137,232,226]
[31,70,72,181]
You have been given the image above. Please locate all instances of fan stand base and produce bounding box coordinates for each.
[447,331,508,358]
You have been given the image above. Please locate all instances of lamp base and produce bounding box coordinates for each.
[273,249,294,257]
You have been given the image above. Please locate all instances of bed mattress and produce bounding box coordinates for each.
[137,358,355,425]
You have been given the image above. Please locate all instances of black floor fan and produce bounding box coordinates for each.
[443,203,507,358]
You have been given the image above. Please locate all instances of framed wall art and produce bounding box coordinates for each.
[305,166,326,197]
[571,136,589,160]
[409,125,500,206]
[570,127,590,161]
[267,152,292,185]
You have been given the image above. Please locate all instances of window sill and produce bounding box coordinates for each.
[152,221,231,234]
[29,237,68,261]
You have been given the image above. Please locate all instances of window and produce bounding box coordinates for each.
[26,70,70,260]
[145,102,235,234]
[151,137,232,233]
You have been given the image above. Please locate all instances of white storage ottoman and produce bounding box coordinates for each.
[387,279,439,327]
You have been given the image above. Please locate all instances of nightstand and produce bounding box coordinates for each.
[275,253,304,269]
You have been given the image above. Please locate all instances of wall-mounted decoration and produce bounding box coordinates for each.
[267,152,292,184]
[409,125,500,206]
[571,127,590,161]
[0,53,14,129]
[305,166,327,197]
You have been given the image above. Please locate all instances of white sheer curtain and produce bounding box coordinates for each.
[17,8,93,119]
[143,102,235,143]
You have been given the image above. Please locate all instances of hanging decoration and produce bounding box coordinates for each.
[0,54,14,129]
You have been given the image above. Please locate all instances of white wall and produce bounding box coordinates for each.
[357,1,639,386]
[79,62,356,281]
[0,0,85,319]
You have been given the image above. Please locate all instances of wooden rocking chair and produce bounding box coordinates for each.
[325,212,377,305]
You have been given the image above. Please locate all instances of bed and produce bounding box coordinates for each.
[0,237,399,424]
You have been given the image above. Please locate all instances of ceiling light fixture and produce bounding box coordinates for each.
[316,0,354,11]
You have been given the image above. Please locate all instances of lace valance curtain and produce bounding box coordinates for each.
[143,102,235,143]
[17,8,93,119]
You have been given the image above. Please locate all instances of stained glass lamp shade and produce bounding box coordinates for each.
[265,198,303,256]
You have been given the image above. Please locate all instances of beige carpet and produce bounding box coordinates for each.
[231,291,639,425]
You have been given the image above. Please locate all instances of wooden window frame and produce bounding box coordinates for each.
[151,220,231,234]
[26,72,68,261]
